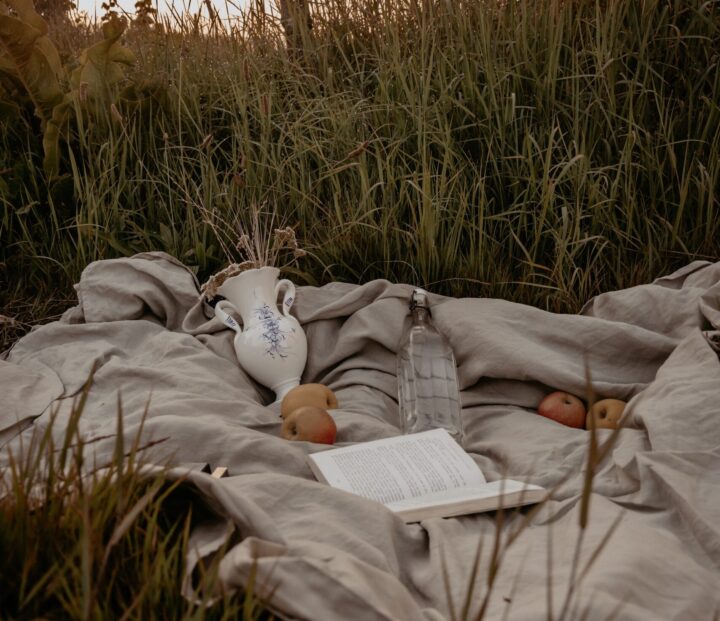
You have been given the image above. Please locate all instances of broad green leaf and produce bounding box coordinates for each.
[35,35,64,78]
[2,0,62,77]
[0,3,67,176]
[70,16,135,102]
[4,0,49,35]
[0,5,133,177]
[42,95,71,177]
[0,13,64,123]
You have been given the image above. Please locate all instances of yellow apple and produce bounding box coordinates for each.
[586,399,626,430]
[281,406,337,444]
[281,383,338,419]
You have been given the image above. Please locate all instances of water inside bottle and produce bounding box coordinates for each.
[397,289,464,444]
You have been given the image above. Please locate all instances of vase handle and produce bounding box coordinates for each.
[215,300,243,333]
[275,279,296,317]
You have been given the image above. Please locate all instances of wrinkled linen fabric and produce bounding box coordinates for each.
[2,251,719,620]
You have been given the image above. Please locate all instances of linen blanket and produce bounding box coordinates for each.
[2,252,719,620]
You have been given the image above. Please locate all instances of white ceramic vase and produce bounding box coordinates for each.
[214,266,307,402]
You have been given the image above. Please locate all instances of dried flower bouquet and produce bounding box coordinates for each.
[200,202,306,300]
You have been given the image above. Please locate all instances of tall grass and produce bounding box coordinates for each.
[1,0,718,333]
[0,377,273,619]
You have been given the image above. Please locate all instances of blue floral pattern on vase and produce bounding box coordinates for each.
[255,304,294,358]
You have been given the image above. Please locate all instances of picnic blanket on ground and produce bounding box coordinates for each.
[2,251,719,620]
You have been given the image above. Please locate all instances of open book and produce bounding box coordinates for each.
[307,429,547,523]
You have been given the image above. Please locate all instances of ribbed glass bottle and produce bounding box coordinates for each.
[397,288,464,445]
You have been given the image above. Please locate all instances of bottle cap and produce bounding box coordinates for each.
[410,288,430,311]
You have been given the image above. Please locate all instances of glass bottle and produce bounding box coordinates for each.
[397,288,464,445]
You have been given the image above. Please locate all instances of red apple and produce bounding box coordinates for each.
[586,399,626,430]
[281,383,339,419]
[281,406,337,444]
[537,391,586,428]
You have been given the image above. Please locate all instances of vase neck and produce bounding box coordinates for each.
[219,267,280,320]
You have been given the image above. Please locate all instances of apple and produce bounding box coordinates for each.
[586,399,626,430]
[537,391,586,428]
[281,383,338,419]
[281,406,337,444]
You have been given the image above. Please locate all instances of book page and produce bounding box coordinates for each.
[308,429,486,505]
[385,479,545,512]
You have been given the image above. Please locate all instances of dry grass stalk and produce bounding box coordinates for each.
[0,314,20,327]
[198,201,306,300]
[441,362,627,620]
[0,370,270,619]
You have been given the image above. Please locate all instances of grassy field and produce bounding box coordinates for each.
[2,0,719,345]
[1,0,718,617]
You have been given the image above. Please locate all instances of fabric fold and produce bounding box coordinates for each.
[2,252,719,619]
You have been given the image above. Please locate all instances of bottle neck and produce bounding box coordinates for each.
[411,307,431,325]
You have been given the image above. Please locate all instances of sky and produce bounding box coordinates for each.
[74,0,249,19]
